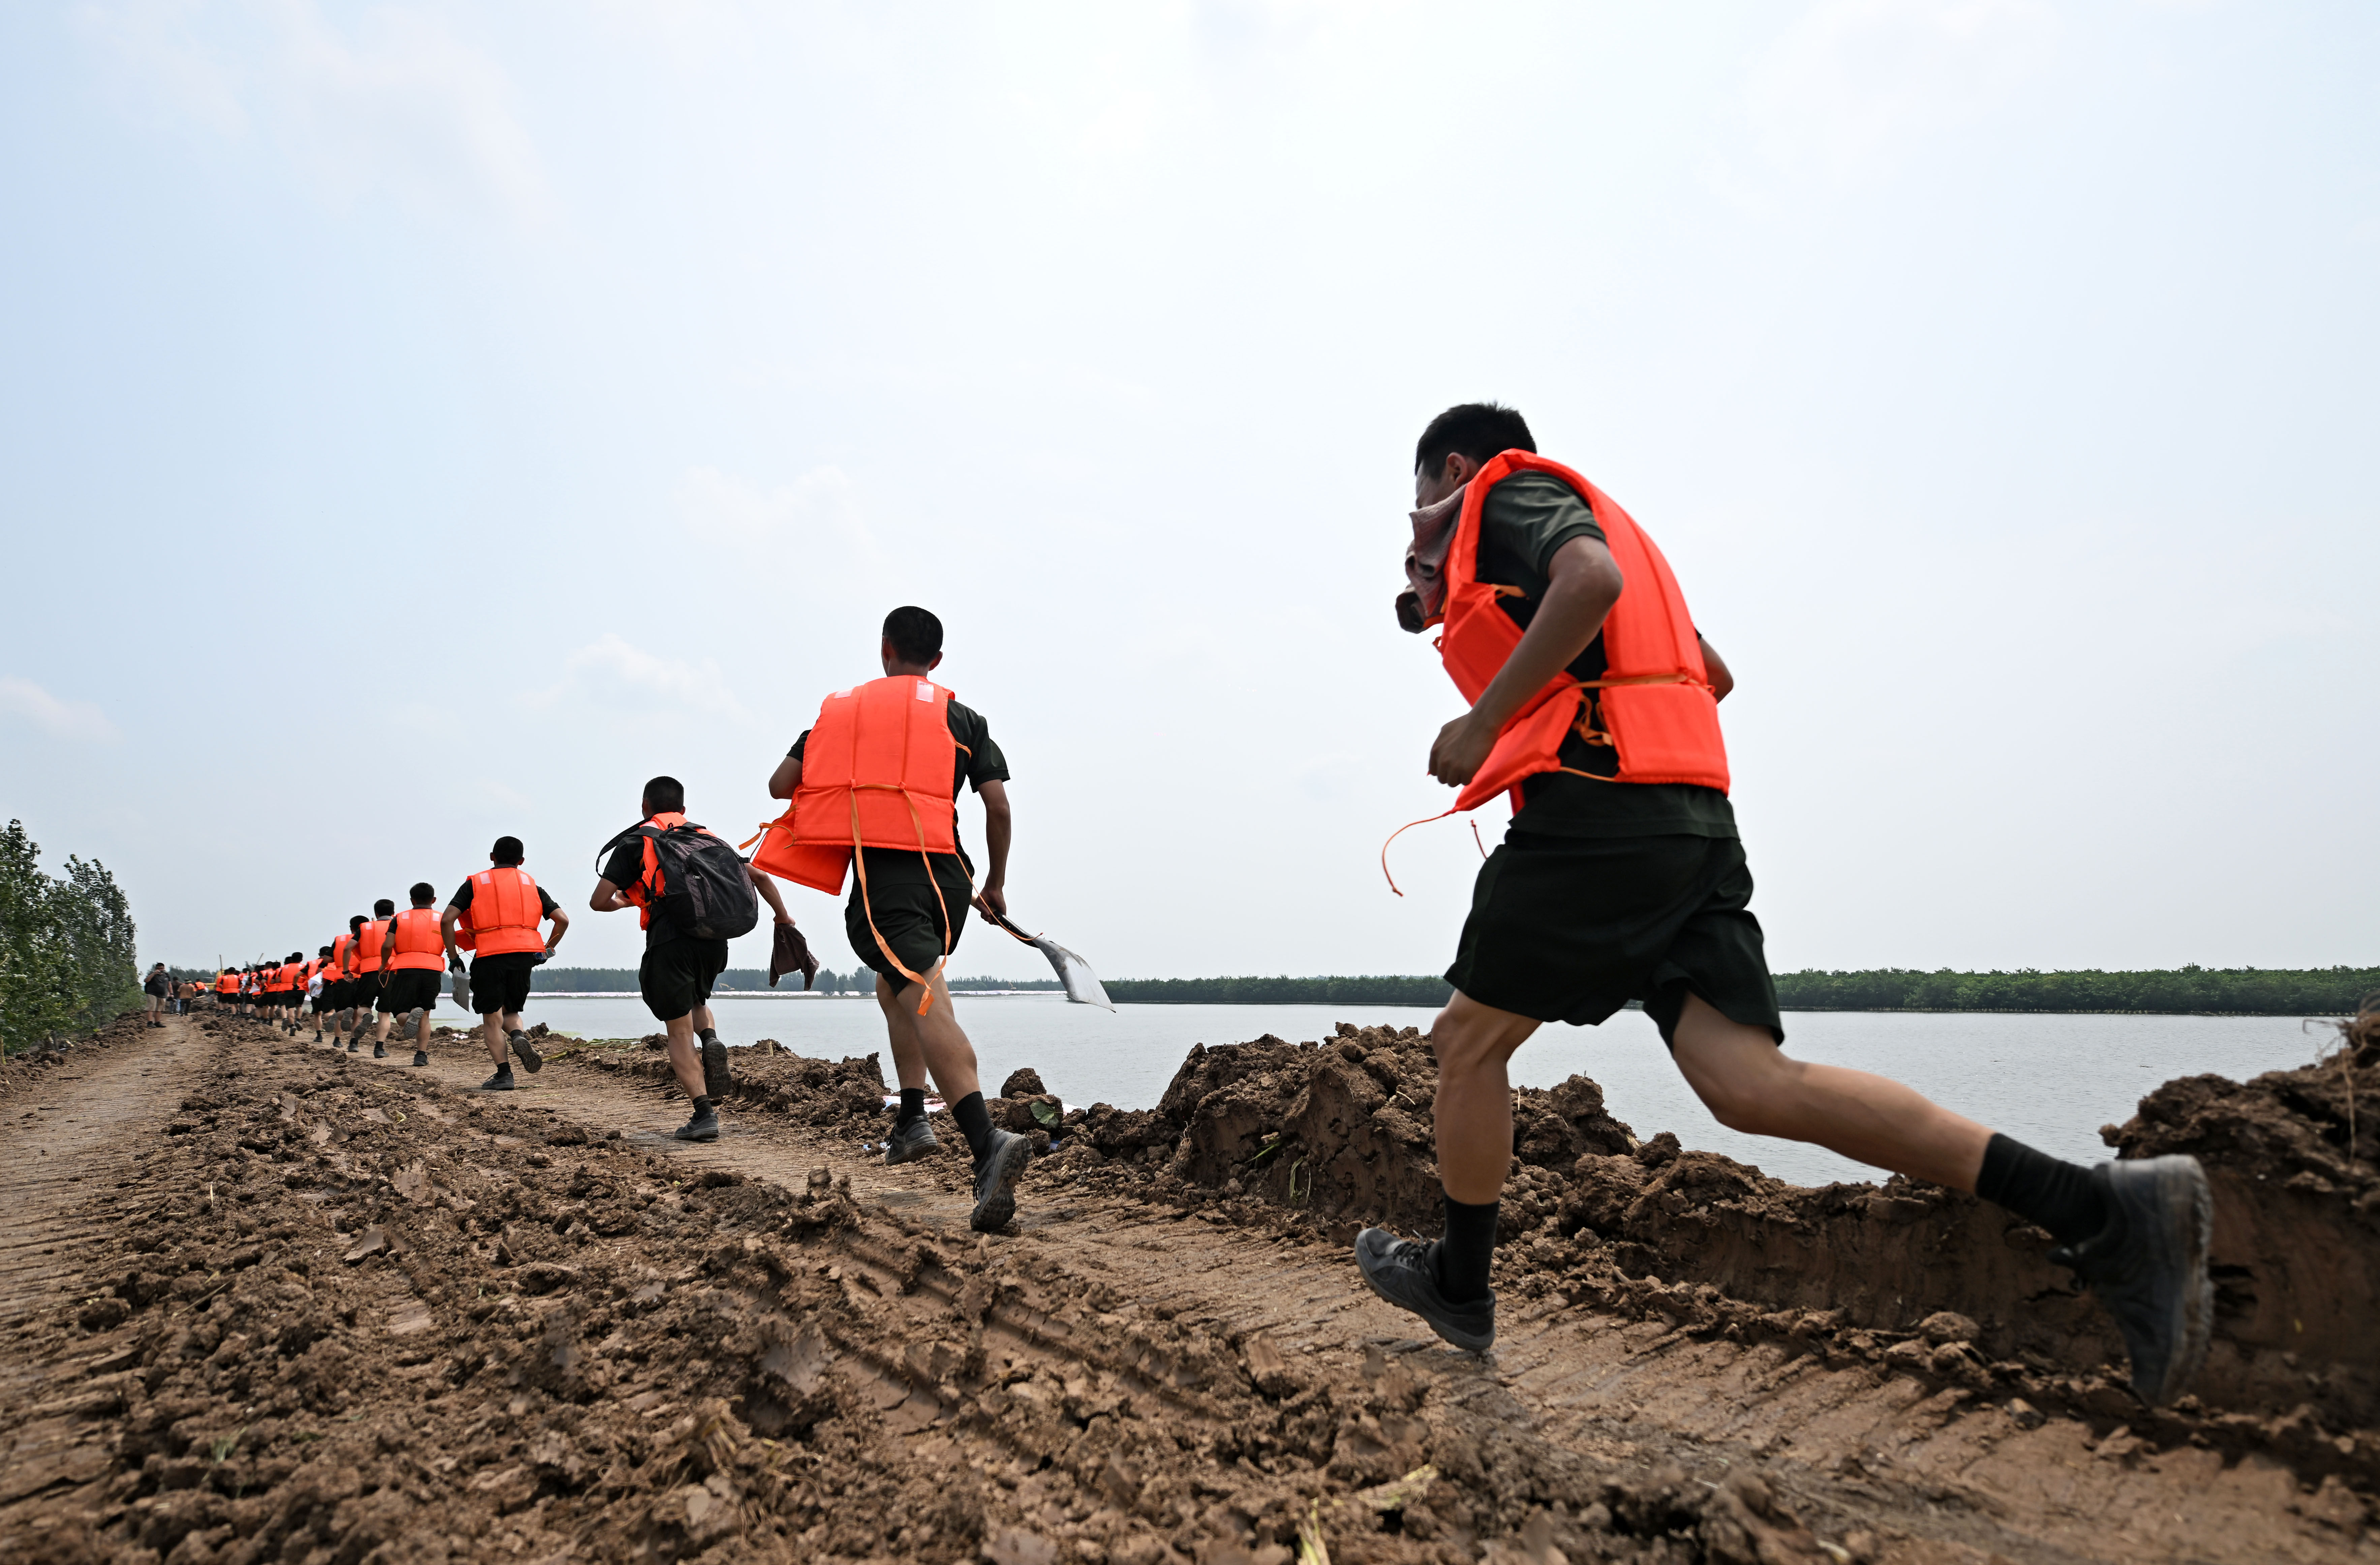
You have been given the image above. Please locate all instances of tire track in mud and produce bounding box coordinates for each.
[1,1015,217,1534]
[340,1032,2374,1563]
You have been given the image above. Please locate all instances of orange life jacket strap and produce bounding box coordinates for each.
[1378,806,1460,897]
[846,784,961,1016]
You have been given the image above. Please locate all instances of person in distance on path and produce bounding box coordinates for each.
[143,964,170,1028]
[345,904,394,1053]
[367,884,446,1065]
[442,835,571,1093]
[306,945,336,1042]
[1356,403,2213,1406]
[757,605,1032,1233]
[590,777,797,1140]
[323,920,361,1047]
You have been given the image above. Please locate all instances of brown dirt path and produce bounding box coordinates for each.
[302,1026,2374,1563]
[1,1013,215,1537]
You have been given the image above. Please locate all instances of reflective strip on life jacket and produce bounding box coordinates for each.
[387,907,445,971]
[749,676,964,1013]
[467,866,546,956]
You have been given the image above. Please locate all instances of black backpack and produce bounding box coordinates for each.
[601,819,759,942]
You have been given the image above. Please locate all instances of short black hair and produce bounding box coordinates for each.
[491,835,524,866]
[349,914,368,931]
[409,882,436,906]
[883,605,943,665]
[643,775,685,816]
[287,951,303,963]
[319,946,333,956]
[373,898,396,917]
[1414,402,1535,480]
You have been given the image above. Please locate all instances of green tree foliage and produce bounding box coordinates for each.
[1772,966,2380,1015]
[0,819,141,1054]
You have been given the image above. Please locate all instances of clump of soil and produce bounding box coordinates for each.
[3,1022,1856,1565]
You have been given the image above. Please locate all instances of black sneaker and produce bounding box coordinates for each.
[509,1030,543,1074]
[1354,1228,1496,1352]
[2050,1155,2214,1405]
[884,1116,940,1165]
[372,1041,387,1059]
[482,1065,515,1092]
[675,1103,720,1142]
[346,1039,360,1053]
[970,1129,1031,1232]
[411,1050,430,1068]
[701,1035,732,1100]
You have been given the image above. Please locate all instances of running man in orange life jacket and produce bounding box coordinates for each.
[330,913,371,1049]
[343,903,395,1053]
[757,605,1033,1233]
[440,835,572,1093]
[1357,403,2213,1406]
[365,883,447,1065]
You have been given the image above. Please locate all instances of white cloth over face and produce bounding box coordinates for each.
[1396,483,1468,634]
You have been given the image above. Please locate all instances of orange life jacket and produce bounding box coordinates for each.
[269,962,298,992]
[331,933,351,974]
[1385,453,1728,890]
[353,918,391,974]
[463,866,546,956]
[750,675,964,1008]
[387,907,445,972]
[215,971,237,994]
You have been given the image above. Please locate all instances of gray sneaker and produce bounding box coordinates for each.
[970,1129,1031,1232]
[481,1065,515,1092]
[509,1030,543,1074]
[411,1050,430,1068]
[2051,1155,2214,1405]
[675,1102,720,1143]
[1354,1228,1496,1352]
[701,1035,731,1100]
[884,1116,940,1165]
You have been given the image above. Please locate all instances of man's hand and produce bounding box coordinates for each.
[1428,711,1499,789]
[975,881,1007,919]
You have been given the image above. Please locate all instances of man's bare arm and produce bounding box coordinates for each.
[749,866,793,924]
[1699,635,1733,702]
[543,903,569,953]
[976,779,1012,917]
[1428,535,1624,788]
[590,877,634,914]
[767,755,802,800]
[439,905,466,968]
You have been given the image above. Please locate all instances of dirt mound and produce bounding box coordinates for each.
[4,1009,160,1075]
[1067,1024,1632,1236]
[565,1038,890,1131]
[0,1030,1861,1563]
[1040,1017,2380,1475]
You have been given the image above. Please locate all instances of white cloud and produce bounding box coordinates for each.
[0,677,121,743]
[532,633,750,724]
[1742,0,2062,187]
[673,464,863,549]
[75,0,550,223]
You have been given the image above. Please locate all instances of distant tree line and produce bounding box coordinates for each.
[0,819,140,1054]
[1102,975,1457,1006]
[1772,966,2380,1015]
[507,964,2377,1016]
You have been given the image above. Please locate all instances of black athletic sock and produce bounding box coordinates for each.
[693,1095,713,1115]
[698,1027,720,1045]
[1428,1194,1500,1303]
[1976,1133,2108,1247]
[896,1087,926,1127]
[951,1092,995,1162]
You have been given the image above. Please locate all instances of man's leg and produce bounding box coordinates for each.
[887,969,1027,1229]
[872,976,941,1161]
[662,1011,707,1101]
[1669,993,1990,1190]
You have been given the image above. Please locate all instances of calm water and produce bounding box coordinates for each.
[458,992,2333,1188]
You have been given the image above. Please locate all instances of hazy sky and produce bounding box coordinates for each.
[3,1,2374,982]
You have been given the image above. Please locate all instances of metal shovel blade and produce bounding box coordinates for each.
[984,908,1115,1010]
[1031,935,1115,1011]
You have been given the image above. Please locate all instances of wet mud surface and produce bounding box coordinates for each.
[3,1008,2375,1562]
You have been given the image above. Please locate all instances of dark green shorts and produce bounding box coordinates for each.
[845,851,973,987]
[1446,830,1782,1046]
